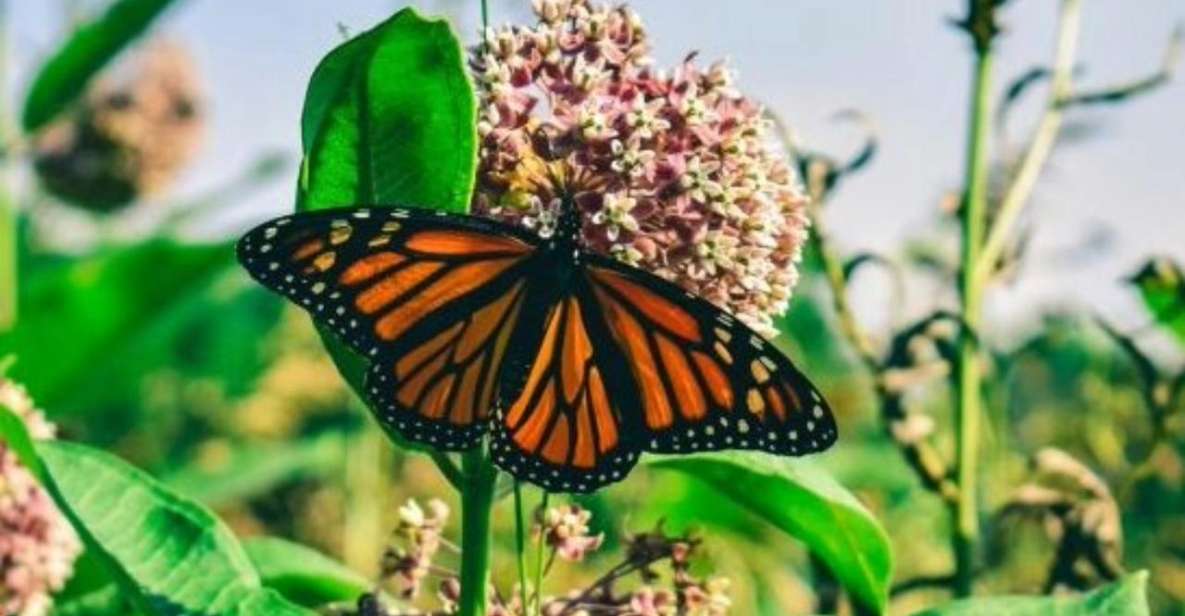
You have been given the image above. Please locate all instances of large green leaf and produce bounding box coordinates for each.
[0,239,235,414]
[649,452,893,614]
[0,406,315,616]
[22,0,179,132]
[244,537,371,607]
[1129,257,1185,347]
[913,571,1150,616]
[298,7,476,211]
[294,8,477,412]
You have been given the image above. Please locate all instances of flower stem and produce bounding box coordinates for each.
[514,481,530,613]
[459,447,497,616]
[532,491,549,615]
[954,3,997,595]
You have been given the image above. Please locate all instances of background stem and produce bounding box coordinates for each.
[459,448,497,616]
[514,482,530,613]
[343,421,390,576]
[0,0,15,334]
[954,33,995,597]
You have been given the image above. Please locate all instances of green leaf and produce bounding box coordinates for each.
[0,239,235,414]
[0,406,316,616]
[1129,257,1185,347]
[22,0,179,132]
[244,537,371,607]
[648,452,893,615]
[294,8,477,417]
[913,571,1150,616]
[298,7,476,211]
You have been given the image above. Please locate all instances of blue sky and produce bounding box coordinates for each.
[8,0,1184,334]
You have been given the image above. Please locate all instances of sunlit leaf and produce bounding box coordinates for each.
[1129,257,1185,347]
[245,537,371,607]
[22,0,179,132]
[0,406,315,616]
[298,7,476,211]
[294,8,477,416]
[649,452,893,614]
[913,571,1150,616]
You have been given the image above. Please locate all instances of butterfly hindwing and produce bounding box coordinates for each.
[489,289,642,493]
[585,254,837,457]
[237,206,539,451]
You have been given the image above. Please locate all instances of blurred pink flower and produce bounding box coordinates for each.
[539,504,603,562]
[382,498,451,599]
[681,576,732,616]
[470,0,809,337]
[625,587,677,616]
[0,378,81,616]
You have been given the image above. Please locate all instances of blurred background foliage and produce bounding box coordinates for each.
[0,0,1183,615]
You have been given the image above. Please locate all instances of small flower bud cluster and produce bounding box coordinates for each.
[381,498,451,599]
[0,377,82,616]
[619,527,731,615]
[470,0,809,337]
[537,504,604,562]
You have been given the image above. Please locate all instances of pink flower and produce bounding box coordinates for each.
[539,505,603,562]
[681,577,732,615]
[626,587,677,616]
[0,377,81,616]
[470,0,809,337]
[382,498,451,598]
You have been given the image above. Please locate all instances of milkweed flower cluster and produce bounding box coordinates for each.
[381,498,451,599]
[470,0,810,337]
[0,378,81,616]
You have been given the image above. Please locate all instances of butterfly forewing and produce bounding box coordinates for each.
[237,207,539,451]
[584,255,837,457]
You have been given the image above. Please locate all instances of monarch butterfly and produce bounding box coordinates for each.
[237,200,836,492]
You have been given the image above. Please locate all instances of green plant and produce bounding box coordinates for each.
[787,0,1178,610]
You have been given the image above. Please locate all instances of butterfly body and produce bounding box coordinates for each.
[238,203,836,492]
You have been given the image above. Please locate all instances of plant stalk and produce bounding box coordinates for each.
[343,422,389,576]
[0,0,15,333]
[514,481,530,614]
[459,447,497,616]
[954,31,995,597]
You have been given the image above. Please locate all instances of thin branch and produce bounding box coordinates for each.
[977,10,1180,284]
[1060,24,1182,107]
[975,0,1082,284]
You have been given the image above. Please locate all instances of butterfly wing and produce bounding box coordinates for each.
[584,254,837,457]
[489,286,643,493]
[237,206,539,451]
